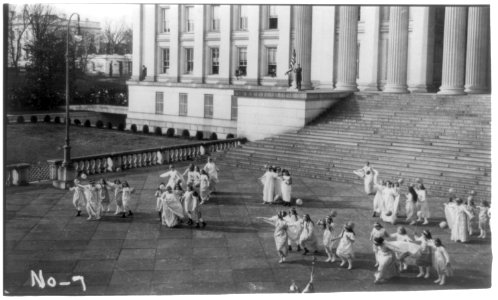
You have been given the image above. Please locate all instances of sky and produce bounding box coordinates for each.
[50,3,135,26]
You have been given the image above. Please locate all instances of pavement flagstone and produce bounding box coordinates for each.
[3,163,492,295]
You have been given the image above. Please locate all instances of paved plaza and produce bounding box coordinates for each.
[3,163,492,295]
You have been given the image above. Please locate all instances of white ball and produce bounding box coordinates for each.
[296,199,303,206]
[448,188,455,194]
[439,221,448,229]
[80,173,87,179]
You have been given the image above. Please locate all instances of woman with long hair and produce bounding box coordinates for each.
[406,184,418,225]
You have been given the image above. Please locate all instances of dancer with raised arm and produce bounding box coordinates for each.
[353,161,376,195]
[160,165,184,190]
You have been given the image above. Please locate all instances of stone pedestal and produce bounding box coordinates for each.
[48,159,76,189]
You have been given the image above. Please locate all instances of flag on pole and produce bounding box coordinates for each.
[289,49,296,69]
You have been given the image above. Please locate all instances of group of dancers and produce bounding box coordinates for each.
[155,158,219,228]
[355,162,491,243]
[259,207,453,285]
[69,157,220,227]
[259,165,293,206]
[70,177,135,220]
[354,162,430,226]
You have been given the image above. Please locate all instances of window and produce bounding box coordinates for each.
[211,5,220,31]
[185,48,194,74]
[237,47,247,76]
[185,6,194,32]
[231,96,238,121]
[161,8,170,32]
[211,48,219,75]
[155,92,164,114]
[204,94,214,118]
[239,5,248,30]
[161,48,170,74]
[179,93,188,116]
[267,47,277,77]
[268,6,278,29]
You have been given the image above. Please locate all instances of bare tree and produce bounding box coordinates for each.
[7,4,29,70]
[102,18,131,55]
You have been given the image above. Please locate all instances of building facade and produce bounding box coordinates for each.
[127,5,491,140]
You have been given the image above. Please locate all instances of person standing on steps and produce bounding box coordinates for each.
[295,64,303,91]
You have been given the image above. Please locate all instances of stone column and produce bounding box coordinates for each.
[293,5,313,90]
[246,5,260,85]
[169,5,180,82]
[131,4,143,81]
[407,7,436,93]
[357,6,380,91]
[384,6,409,93]
[465,7,490,94]
[142,4,157,82]
[219,5,232,84]
[192,5,205,83]
[276,6,291,87]
[335,6,359,91]
[438,7,467,95]
[311,6,335,89]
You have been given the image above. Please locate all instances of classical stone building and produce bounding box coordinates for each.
[127,4,490,140]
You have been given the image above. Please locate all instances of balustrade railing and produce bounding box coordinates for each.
[48,138,246,180]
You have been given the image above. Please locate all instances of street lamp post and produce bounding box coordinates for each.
[62,13,82,168]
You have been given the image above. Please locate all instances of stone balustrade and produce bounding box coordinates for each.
[47,138,246,187]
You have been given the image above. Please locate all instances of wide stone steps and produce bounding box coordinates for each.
[274,133,491,158]
[251,139,490,170]
[221,93,490,199]
[234,146,488,179]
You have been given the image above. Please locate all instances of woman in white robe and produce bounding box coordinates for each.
[98,178,112,213]
[285,208,303,251]
[203,157,219,193]
[257,211,289,263]
[416,183,430,225]
[373,237,399,284]
[333,222,356,269]
[160,165,184,190]
[281,169,292,206]
[121,181,135,217]
[182,164,196,188]
[372,171,385,217]
[299,214,318,255]
[199,169,210,203]
[273,167,283,202]
[155,184,165,220]
[108,179,125,215]
[370,222,390,267]
[450,198,473,243]
[380,182,396,223]
[160,187,185,227]
[353,162,375,195]
[192,166,201,189]
[259,166,277,204]
[70,179,86,217]
[318,216,338,262]
[78,180,102,221]
[406,185,419,225]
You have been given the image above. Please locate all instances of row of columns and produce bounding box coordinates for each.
[336,6,489,94]
[133,5,489,94]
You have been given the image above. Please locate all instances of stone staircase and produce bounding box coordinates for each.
[216,92,491,199]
